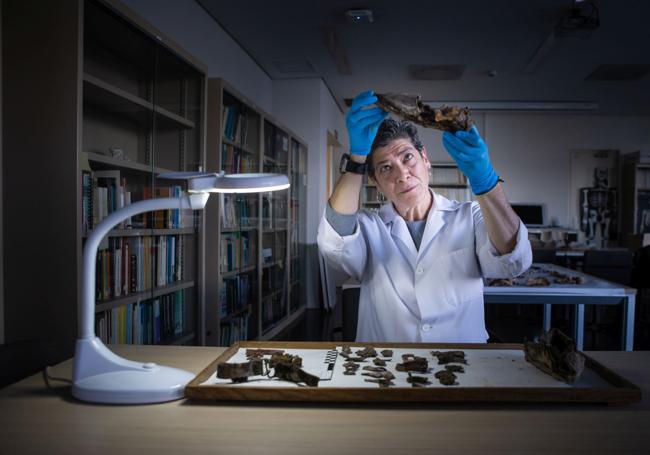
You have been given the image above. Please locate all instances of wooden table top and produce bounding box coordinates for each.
[0,345,648,455]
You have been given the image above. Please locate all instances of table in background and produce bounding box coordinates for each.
[342,263,636,350]
[0,345,648,455]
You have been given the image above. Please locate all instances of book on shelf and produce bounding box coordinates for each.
[219,274,251,318]
[221,143,256,173]
[430,166,466,186]
[220,194,258,229]
[220,231,255,273]
[95,290,186,345]
[219,312,250,345]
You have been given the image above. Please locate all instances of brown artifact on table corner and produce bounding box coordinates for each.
[525,277,551,287]
[524,328,585,384]
[434,370,458,386]
[487,278,515,287]
[406,373,432,387]
[375,93,473,133]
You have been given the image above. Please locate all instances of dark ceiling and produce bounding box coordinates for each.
[197,0,650,114]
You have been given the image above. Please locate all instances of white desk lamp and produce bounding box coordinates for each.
[72,172,290,404]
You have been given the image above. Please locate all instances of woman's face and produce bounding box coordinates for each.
[371,138,431,208]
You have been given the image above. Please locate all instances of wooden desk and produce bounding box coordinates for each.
[0,345,648,454]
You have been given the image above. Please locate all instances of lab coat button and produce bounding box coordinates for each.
[421,324,431,332]
[416,267,424,274]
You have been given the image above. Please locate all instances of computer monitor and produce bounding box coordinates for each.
[510,203,547,227]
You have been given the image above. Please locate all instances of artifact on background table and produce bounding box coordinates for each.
[434,370,458,386]
[487,278,515,287]
[245,348,285,359]
[364,378,395,388]
[217,359,265,383]
[406,373,432,387]
[524,328,585,384]
[380,349,393,358]
[431,351,467,365]
[549,270,585,285]
[444,365,465,374]
[373,357,387,366]
[396,354,429,373]
[375,93,473,133]
[268,353,320,387]
[355,347,378,358]
[525,277,551,287]
[362,365,387,373]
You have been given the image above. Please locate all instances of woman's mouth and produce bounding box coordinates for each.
[401,185,418,194]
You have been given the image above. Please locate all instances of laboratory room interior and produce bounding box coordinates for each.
[1,1,650,454]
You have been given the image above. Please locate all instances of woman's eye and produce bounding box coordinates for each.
[379,165,390,173]
[404,152,413,162]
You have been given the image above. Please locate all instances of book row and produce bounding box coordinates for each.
[82,169,193,236]
[220,313,251,346]
[430,166,467,185]
[220,194,259,230]
[95,290,186,345]
[96,235,184,301]
[222,104,251,145]
[219,274,253,318]
[221,143,257,174]
[220,231,256,273]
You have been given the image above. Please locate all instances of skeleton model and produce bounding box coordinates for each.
[580,167,617,247]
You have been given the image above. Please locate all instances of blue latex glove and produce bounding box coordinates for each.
[442,126,499,195]
[346,90,388,156]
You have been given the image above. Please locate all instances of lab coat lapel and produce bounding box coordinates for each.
[418,191,458,259]
[380,203,418,265]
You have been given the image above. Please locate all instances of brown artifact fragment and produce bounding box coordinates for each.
[268,353,320,387]
[362,371,395,380]
[355,347,378,358]
[524,328,585,384]
[525,277,551,287]
[373,357,386,366]
[406,373,431,387]
[343,361,360,375]
[431,351,467,365]
[245,348,285,359]
[375,93,472,133]
[487,278,515,287]
[396,354,429,373]
[364,378,395,388]
[340,346,352,356]
[434,370,458,386]
[380,349,393,358]
[444,364,465,374]
[217,359,265,383]
[362,365,387,372]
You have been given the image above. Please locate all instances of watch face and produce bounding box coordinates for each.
[339,154,349,174]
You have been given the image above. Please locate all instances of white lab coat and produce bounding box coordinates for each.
[317,191,532,343]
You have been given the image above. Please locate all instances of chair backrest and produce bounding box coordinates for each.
[583,250,633,286]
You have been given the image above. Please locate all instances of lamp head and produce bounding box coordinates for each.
[158,171,290,193]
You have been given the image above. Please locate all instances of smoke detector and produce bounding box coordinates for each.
[345,9,374,23]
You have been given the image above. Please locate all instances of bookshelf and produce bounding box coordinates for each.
[206,78,308,346]
[621,152,650,236]
[359,162,472,211]
[2,0,206,369]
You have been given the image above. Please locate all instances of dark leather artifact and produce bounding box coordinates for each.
[245,348,285,358]
[406,373,431,387]
[375,93,472,133]
[444,364,465,374]
[380,349,393,358]
[524,328,585,384]
[434,370,458,386]
[268,353,320,387]
[217,359,265,383]
[355,347,378,358]
[396,354,429,373]
[430,351,467,365]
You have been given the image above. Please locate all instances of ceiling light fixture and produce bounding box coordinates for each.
[345,9,374,23]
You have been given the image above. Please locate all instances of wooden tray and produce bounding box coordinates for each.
[185,341,642,404]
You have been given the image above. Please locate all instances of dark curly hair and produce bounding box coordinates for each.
[367,119,424,179]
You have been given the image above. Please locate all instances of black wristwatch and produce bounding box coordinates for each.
[339,153,367,175]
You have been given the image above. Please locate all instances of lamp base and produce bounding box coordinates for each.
[71,337,195,404]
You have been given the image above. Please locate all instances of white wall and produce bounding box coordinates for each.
[122,0,273,112]
[272,78,347,308]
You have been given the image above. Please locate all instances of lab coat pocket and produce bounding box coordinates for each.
[434,247,482,308]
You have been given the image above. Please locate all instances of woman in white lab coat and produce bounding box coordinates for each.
[317,91,532,342]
